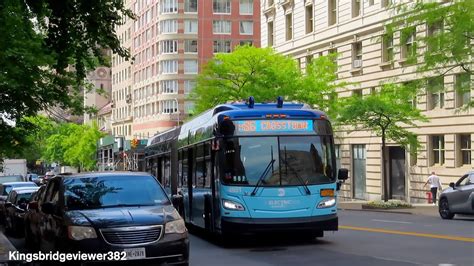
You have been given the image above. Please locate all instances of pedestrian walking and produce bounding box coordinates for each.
[424,172,442,205]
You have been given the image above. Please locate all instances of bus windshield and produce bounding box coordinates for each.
[221,136,335,186]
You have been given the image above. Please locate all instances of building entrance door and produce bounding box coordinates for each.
[389,146,406,199]
[352,145,366,199]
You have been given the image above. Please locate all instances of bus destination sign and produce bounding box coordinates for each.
[235,120,313,134]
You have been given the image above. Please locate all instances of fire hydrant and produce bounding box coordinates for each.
[426,191,432,204]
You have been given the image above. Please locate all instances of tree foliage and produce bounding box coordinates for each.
[0,0,133,157]
[386,0,473,108]
[338,84,429,201]
[191,46,346,116]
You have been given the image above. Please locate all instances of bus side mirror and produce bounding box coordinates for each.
[338,168,349,181]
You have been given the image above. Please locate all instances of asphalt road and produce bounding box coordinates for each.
[6,210,474,266]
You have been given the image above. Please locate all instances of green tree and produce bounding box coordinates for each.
[0,0,133,157]
[296,54,348,119]
[386,0,473,108]
[43,123,103,172]
[191,46,346,115]
[338,84,428,202]
[191,46,301,113]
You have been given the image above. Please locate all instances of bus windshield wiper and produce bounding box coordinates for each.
[251,159,276,196]
[282,147,311,195]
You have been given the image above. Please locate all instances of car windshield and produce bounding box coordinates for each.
[16,193,33,204]
[4,183,36,195]
[221,136,335,186]
[64,175,170,210]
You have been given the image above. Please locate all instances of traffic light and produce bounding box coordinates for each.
[131,138,139,149]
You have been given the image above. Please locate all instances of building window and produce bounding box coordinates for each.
[305,54,313,73]
[352,42,362,69]
[184,20,198,34]
[184,80,196,94]
[213,0,231,14]
[185,101,195,113]
[162,100,178,114]
[427,20,443,52]
[352,89,363,98]
[267,21,274,47]
[352,0,361,18]
[160,80,178,94]
[369,0,374,6]
[161,60,178,74]
[160,40,178,54]
[305,4,313,34]
[285,13,293,41]
[213,20,231,34]
[184,0,197,13]
[161,0,178,13]
[401,28,416,61]
[239,40,253,46]
[213,40,231,53]
[240,21,253,35]
[455,73,471,107]
[328,0,337,26]
[428,76,444,110]
[458,134,472,166]
[184,60,198,74]
[184,40,198,53]
[240,0,253,15]
[381,0,391,8]
[382,33,394,63]
[431,135,445,165]
[335,145,341,171]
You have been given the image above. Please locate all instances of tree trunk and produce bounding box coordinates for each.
[382,129,388,202]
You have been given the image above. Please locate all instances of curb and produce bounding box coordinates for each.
[338,208,413,215]
[0,231,16,263]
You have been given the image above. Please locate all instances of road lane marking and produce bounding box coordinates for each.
[371,219,412,224]
[340,225,474,243]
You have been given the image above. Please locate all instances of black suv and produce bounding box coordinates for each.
[33,172,189,265]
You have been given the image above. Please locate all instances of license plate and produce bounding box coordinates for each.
[124,247,146,260]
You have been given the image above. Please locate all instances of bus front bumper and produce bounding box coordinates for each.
[220,214,338,234]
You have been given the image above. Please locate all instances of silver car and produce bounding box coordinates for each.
[439,171,474,219]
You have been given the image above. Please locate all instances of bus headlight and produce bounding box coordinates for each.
[223,199,245,211]
[317,197,336,208]
[165,219,187,234]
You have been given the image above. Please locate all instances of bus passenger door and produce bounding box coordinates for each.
[181,148,193,224]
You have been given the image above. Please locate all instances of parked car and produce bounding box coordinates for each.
[0,182,37,223]
[0,175,24,183]
[36,172,189,265]
[24,185,47,249]
[27,173,41,185]
[4,187,39,236]
[439,171,474,219]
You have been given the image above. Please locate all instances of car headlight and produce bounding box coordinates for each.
[222,199,245,211]
[68,226,97,240]
[165,219,187,234]
[317,197,336,208]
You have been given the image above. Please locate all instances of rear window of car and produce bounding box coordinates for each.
[63,175,170,210]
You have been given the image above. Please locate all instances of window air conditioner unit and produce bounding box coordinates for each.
[353,59,362,68]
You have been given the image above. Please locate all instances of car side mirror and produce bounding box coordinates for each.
[41,202,55,215]
[4,202,12,208]
[28,201,39,211]
[338,168,349,181]
[449,182,455,189]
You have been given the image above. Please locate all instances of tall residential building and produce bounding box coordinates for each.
[111,0,261,139]
[262,0,473,203]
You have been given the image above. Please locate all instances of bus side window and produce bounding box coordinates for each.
[178,151,183,187]
[164,155,171,188]
[195,144,206,188]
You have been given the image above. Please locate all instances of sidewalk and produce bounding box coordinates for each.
[338,201,439,217]
[0,229,16,264]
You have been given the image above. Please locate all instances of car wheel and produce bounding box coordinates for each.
[439,198,455,220]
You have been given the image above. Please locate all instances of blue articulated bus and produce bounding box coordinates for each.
[144,97,349,238]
